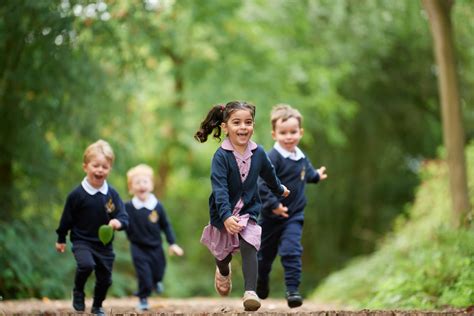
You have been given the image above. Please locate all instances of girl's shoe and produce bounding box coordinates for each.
[243,291,261,311]
[214,264,232,296]
[137,297,149,311]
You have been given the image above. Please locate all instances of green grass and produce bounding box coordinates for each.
[310,143,474,309]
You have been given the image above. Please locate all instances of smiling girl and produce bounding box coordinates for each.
[194,101,290,311]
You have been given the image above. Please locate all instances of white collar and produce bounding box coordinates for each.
[274,142,305,161]
[132,193,158,210]
[81,177,108,195]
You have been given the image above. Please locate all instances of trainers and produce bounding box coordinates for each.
[72,289,85,311]
[286,291,303,308]
[91,306,106,316]
[256,278,270,299]
[243,291,261,311]
[137,297,149,311]
[156,281,164,294]
[214,264,232,296]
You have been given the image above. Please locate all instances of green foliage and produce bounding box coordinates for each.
[0,221,75,299]
[311,143,474,309]
[1,0,473,300]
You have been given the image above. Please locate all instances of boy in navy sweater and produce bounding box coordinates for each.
[55,139,129,316]
[125,164,183,311]
[257,104,327,308]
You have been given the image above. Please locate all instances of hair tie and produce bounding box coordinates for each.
[220,105,225,112]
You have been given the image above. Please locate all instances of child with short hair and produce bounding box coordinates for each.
[257,104,327,308]
[55,139,129,316]
[124,164,184,311]
[195,100,290,312]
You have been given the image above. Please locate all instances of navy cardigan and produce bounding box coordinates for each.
[208,144,284,229]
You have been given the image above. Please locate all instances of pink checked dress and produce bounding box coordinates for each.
[200,139,262,261]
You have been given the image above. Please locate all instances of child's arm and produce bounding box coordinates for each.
[169,244,184,256]
[55,192,76,248]
[306,159,327,183]
[272,203,289,218]
[223,215,243,234]
[157,203,178,246]
[317,166,327,180]
[258,177,282,211]
[210,151,233,223]
[55,242,66,253]
[259,148,289,197]
[156,205,184,256]
[108,219,122,230]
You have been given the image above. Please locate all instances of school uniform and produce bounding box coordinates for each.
[56,178,129,307]
[258,143,320,292]
[125,194,176,299]
[200,139,285,292]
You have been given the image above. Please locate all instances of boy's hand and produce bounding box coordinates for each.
[169,244,184,256]
[317,166,328,180]
[281,185,290,197]
[224,216,243,235]
[56,243,66,253]
[272,203,289,218]
[108,219,122,230]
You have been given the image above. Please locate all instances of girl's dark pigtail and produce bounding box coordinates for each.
[194,104,225,143]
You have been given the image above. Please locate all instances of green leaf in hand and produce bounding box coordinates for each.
[98,225,114,245]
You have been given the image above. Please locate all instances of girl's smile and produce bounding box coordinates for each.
[222,109,254,154]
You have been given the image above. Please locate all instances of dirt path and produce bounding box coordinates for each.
[0,296,344,315]
[1,297,471,315]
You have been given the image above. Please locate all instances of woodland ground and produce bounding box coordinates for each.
[0,297,470,315]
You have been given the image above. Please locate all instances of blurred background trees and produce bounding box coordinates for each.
[0,0,473,305]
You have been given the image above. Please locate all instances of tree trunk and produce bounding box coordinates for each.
[422,0,471,227]
[154,48,185,199]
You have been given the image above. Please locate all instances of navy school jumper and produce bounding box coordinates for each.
[208,144,285,230]
[125,199,177,298]
[56,184,129,306]
[257,147,320,292]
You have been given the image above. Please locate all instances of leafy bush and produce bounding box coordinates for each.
[0,221,75,299]
[311,143,474,309]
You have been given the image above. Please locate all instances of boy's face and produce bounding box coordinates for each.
[272,117,304,153]
[83,153,112,189]
[130,174,154,201]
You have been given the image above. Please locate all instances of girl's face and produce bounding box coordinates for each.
[130,174,154,201]
[272,117,304,153]
[222,109,254,152]
[83,153,112,189]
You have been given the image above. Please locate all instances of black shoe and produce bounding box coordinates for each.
[286,291,303,308]
[91,306,106,316]
[72,290,85,311]
[256,278,269,299]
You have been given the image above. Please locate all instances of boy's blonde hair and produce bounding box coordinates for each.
[126,164,154,192]
[270,104,303,131]
[83,139,115,165]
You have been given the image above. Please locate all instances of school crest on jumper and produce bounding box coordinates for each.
[149,210,159,223]
[105,198,115,213]
[300,165,306,181]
